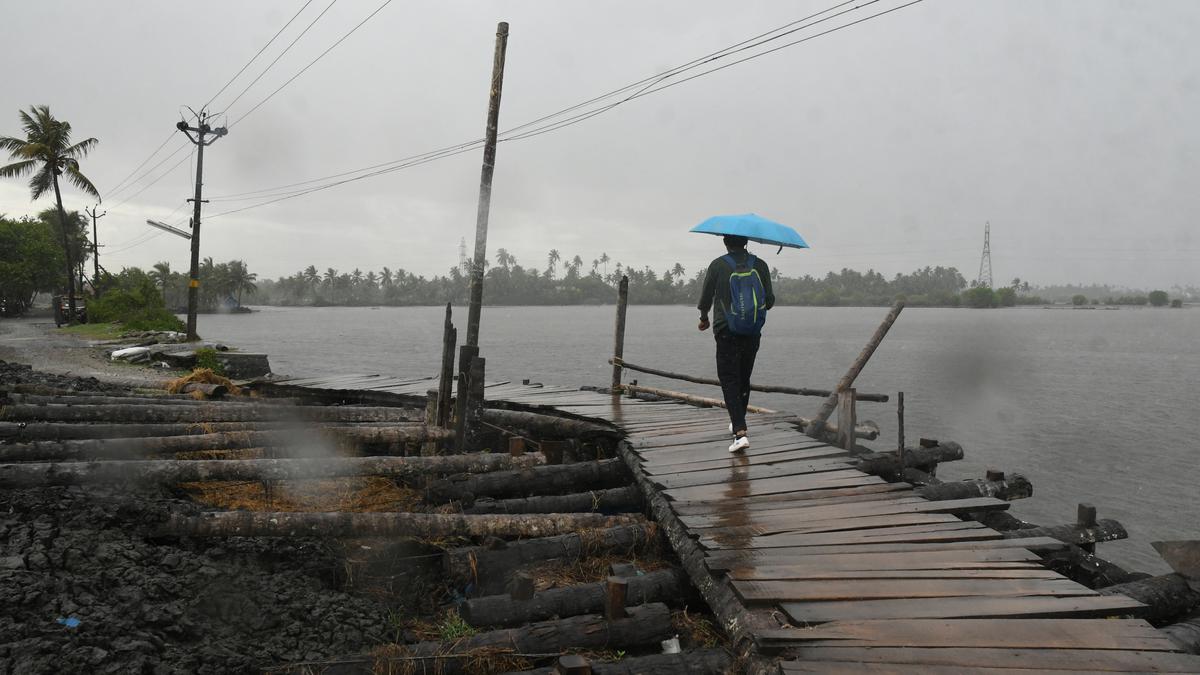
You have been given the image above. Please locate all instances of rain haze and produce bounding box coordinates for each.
[1,0,1198,289]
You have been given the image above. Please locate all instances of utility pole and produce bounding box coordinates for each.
[84,205,105,296]
[456,22,510,453]
[176,110,227,341]
[464,21,510,348]
[976,221,993,289]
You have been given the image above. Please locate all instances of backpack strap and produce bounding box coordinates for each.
[722,253,751,271]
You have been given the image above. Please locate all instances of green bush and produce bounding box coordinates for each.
[962,286,997,308]
[89,268,185,332]
[1071,294,1087,306]
[1149,290,1169,307]
[194,347,225,375]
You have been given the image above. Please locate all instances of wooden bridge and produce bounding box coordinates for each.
[268,371,1200,674]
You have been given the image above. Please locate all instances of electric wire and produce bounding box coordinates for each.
[104,131,178,197]
[219,0,342,118]
[229,0,395,128]
[208,0,865,201]
[206,0,925,217]
[203,0,319,112]
[106,150,193,211]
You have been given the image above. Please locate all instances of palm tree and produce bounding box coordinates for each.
[0,106,99,321]
[379,267,393,288]
[302,265,319,288]
[547,249,561,279]
[226,260,258,306]
[150,262,172,303]
[671,262,686,284]
[599,252,610,278]
[495,248,513,271]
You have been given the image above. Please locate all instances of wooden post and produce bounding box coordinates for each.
[605,576,628,620]
[541,440,569,465]
[454,345,479,451]
[437,303,457,428]
[464,22,510,349]
[1078,502,1098,553]
[809,300,905,436]
[423,389,440,456]
[507,437,525,457]
[896,391,905,475]
[555,655,593,675]
[465,355,486,452]
[509,572,535,601]
[611,275,629,394]
[986,468,1006,482]
[836,388,857,450]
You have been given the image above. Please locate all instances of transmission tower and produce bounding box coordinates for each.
[976,221,993,288]
[458,237,469,273]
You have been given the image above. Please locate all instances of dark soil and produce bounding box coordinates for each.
[0,362,398,674]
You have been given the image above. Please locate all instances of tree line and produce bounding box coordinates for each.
[243,249,982,308]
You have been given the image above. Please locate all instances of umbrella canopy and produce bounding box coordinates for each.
[690,213,810,251]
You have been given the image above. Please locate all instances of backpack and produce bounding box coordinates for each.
[721,253,767,336]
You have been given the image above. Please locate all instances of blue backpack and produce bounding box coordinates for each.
[722,253,767,336]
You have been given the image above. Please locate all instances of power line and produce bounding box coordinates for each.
[104,131,178,197]
[218,0,342,117]
[107,150,193,211]
[209,0,925,218]
[229,0,395,128]
[208,0,868,202]
[204,0,319,111]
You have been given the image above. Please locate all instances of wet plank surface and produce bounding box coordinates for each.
[274,374,1200,673]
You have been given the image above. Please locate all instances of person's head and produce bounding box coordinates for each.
[723,235,748,251]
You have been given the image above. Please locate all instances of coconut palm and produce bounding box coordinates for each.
[226,259,258,306]
[546,249,561,279]
[150,262,172,302]
[0,106,99,321]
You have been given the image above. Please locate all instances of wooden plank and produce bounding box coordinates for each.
[733,578,1096,603]
[784,646,1200,672]
[780,594,1147,622]
[697,513,966,541]
[758,618,1174,650]
[750,568,1060,581]
[665,472,885,502]
[640,444,847,475]
[702,524,1001,551]
[670,483,908,515]
[635,428,798,449]
[650,457,853,490]
[637,437,818,466]
[726,549,1044,576]
[681,497,1007,530]
[705,539,1069,571]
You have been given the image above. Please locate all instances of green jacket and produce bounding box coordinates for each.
[697,250,775,334]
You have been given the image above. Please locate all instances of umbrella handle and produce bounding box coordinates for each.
[776,245,783,255]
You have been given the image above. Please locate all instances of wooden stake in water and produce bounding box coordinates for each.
[611,275,629,393]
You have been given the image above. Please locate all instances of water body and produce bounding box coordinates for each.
[201,304,1198,575]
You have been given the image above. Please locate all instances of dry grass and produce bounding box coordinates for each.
[524,551,671,592]
[166,368,242,396]
[369,643,537,675]
[672,607,726,649]
[179,477,424,512]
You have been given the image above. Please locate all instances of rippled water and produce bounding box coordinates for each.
[200,304,1199,574]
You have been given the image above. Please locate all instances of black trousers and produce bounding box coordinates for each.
[715,329,761,434]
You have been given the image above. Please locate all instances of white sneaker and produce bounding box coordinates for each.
[729,435,750,453]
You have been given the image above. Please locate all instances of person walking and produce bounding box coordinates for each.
[697,234,774,452]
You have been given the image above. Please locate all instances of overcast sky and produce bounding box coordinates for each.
[2,0,1198,289]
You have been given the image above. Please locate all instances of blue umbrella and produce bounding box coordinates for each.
[690,213,810,252]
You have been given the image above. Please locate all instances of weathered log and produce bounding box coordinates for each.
[502,648,732,675]
[462,485,642,514]
[1100,573,1200,624]
[0,421,292,441]
[462,568,687,627]
[444,523,659,591]
[437,303,457,428]
[1163,609,1200,654]
[426,457,630,505]
[479,408,620,438]
[0,425,451,462]
[303,604,673,675]
[615,441,778,674]
[178,382,227,399]
[853,442,963,475]
[160,510,639,539]
[611,275,629,391]
[1003,519,1128,547]
[0,454,544,488]
[917,474,1033,502]
[1041,544,1148,589]
[609,357,889,402]
[0,403,422,424]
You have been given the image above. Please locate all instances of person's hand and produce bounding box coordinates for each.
[698,316,710,331]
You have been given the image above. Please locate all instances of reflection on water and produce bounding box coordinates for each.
[201,304,1199,574]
